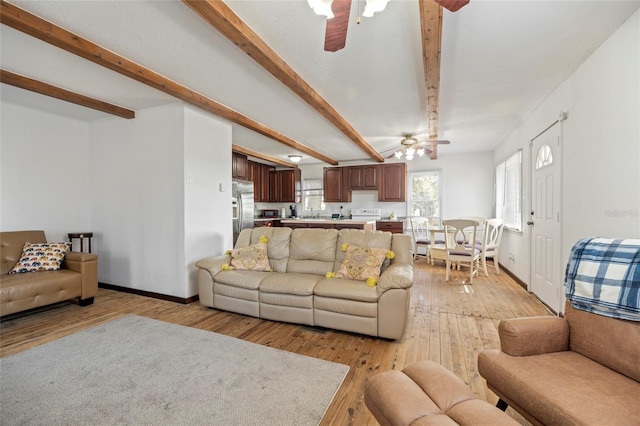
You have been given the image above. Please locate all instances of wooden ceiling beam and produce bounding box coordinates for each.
[232,144,298,168]
[419,0,443,160]
[0,0,338,166]
[1,69,135,119]
[182,0,384,163]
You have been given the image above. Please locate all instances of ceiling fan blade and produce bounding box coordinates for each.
[432,0,470,13]
[423,139,451,145]
[324,0,352,52]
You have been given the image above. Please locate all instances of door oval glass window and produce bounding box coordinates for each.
[535,144,553,170]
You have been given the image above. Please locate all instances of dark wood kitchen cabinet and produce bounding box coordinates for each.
[376,221,405,234]
[348,165,378,190]
[323,167,351,203]
[269,169,301,203]
[232,152,249,180]
[248,161,273,202]
[378,163,406,202]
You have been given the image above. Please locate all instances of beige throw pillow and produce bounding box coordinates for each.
[335,245,387,281]
[230,242,271,272]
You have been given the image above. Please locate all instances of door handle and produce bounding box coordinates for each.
[527,221,534,225]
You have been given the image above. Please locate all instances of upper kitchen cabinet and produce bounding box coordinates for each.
[378,163,406,202]
[348,165,378,190]
[248,160,272,202]
[323,167,351,203]
[269,169,301,203]
[232,152,249,180]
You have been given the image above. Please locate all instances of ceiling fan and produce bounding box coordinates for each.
[316,0,470,52]
[309,0,390,52]
[381,134,451,160]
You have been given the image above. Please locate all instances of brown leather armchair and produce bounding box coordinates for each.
[1,230,98,316]
[478,301,640,426]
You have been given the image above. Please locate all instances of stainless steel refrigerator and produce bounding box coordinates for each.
[232,179,254,244]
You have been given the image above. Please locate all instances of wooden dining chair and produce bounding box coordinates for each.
[480,218,504,275]
[442,219,481,283]
[409,217,430,261]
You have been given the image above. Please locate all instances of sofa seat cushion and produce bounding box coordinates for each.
[314,295,377,318]
[259,272,322,296]
[214,270,270,290]
[478,349,640,426]
[1,270,82,314]
[314,277,379,303]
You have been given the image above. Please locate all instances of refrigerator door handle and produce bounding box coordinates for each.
[237,191,242,233]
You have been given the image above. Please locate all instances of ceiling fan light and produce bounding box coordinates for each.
[363,0,389,17]
[288,154,303,163]
[308,0,335,19]
[394,151,403,159]
[406,147,415,156]
[417,148,425,157]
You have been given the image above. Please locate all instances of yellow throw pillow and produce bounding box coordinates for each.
[230,242,271,272]
[336,245,388,282]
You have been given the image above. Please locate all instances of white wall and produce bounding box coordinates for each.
[91,103,233,298]
[183,105,232,297]
[90,103,185,297]
[0,102,91,242]
[298,151,494,220]
[494,9,640,285]
[2,99,233,299]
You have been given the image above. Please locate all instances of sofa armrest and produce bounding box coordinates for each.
[195,255,231,274]
[62,251,98,300]
[195,255,231,308]
[377,263,413,296]
[499,316,569,356]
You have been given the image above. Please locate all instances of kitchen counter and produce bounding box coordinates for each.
[280,219,376,230]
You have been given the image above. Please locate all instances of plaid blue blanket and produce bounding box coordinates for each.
[565,237,640,321]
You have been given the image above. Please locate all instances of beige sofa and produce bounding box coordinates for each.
[196,227,413,339]
[478,301,640,426]
[1,230,98,316]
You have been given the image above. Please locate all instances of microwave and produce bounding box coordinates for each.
[261,209,280,218]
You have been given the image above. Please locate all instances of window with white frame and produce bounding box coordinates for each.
[408,171,442,227]
[303,179,325,212]
[496,150,522,231]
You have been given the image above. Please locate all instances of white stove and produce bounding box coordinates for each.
[351,208,382,221]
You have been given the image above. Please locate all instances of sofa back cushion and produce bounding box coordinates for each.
[288,228,339,275]
[236,227,292,273]
[1,230,47,275]
[566,302,640,382]
[334,229,393,273]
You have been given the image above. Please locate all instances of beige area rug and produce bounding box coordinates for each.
[0,315,349,425]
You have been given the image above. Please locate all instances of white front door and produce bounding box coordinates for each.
[529,124,563,313]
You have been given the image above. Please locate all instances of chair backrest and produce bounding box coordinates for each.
[484,218,504,249]
[409,217,429,243]
[442,219,479,255]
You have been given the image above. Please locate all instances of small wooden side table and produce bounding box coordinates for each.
[68,232,93,253]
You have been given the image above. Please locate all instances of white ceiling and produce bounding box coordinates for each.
[1,0,638,165]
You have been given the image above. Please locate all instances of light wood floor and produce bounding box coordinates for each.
[1,258,552,425]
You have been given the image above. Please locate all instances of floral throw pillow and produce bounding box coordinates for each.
[230,242,271,272]
[336,245,388,282]
[9,242,71,274]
